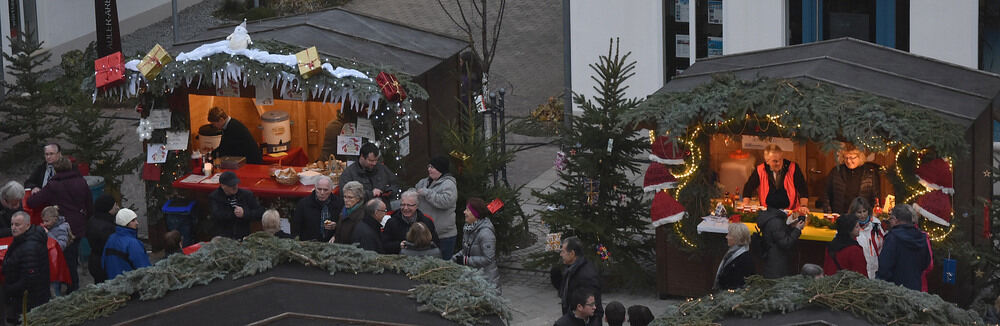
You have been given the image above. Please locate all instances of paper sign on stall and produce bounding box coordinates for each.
[340,123,357,136]
[165,131,189,150]
[401,120,410,135]
[279,218,291,234]
[147,143,168,163]
[148,110,171,129]
[216,80,240,97]
[355,118,375,139]
[399,136,410,157]
[742,135,793,151]
[337,136,362,156]
[255,84,274,106]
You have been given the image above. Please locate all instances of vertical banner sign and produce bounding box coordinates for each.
[8,0,19,37]
[94,0,122,57]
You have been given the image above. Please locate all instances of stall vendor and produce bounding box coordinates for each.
[742,144,809,213]
[208,107,263,164]
[823,144,881,214]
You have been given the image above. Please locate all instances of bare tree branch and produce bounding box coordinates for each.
[437,0,472,35]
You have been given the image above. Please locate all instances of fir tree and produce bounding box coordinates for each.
[532,39,651,285]
[0,31,59,172]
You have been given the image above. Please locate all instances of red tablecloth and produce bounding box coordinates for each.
[262,147,309,167]
[172,164,316,197]
[0,237,73,285]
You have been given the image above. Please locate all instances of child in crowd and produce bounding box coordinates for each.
[41,205,72,297]
[626,305,653,326]
[262,209,293,239]
[604,301,626,326]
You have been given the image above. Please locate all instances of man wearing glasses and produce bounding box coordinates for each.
[338,143,399,206]
[877,204,931,291]
[382,190,439,254]
[824,144,882,214]
[554,290,598,326]
[351,199,387,253]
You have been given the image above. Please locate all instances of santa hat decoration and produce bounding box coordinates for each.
[915,158,954,194]
[650,136,686,165]
[913,190,952,226]
[651,190,686,227]
[643,162,677,192]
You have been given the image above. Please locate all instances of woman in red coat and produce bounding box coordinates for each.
[824,208,868,277]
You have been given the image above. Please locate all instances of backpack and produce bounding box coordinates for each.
[750,217,772,259]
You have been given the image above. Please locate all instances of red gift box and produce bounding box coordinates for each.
[95,51,124,89]
[376,71,407,102]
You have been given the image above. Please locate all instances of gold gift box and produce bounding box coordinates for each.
[138,44,173,80]
[296,46,322,79]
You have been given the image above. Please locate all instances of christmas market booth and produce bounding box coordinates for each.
[88,9,468,248]
[620,38,1000,305]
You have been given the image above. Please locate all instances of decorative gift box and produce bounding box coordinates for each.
[376,71,407,102]
[295,46,322,79]
[95,51,124,89]
[138,44,173,79]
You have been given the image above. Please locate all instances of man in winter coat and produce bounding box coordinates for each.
[3,212,49,321]
[383,190,438,254]
[351,199,386,253]
[26,156,91,293]
[292,176,344,241]
[415,156,458,259]
[338,143,399,206]
[551,237,603,326]
[877,204,931,291]
[208,107,263,164]
[24,144,76,193]
[87,194,118,284]
[209,171,264,239]
[102,208,151,280]
[758,194,805,278]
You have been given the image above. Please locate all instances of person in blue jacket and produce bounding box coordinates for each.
[102,208,151,280]
[876,204,931,291]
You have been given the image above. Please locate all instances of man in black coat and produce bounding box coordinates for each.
[292,176,344,241]
[209,171,264,239]
[3,212,50,322]
[382,190,438,254]
[351,199,385,253]
[551,237,603,326]
[24,143,75,193]
[208,107,263,164]
[877,204,931,291]
[758,194,805,278]
[87,194,118,284]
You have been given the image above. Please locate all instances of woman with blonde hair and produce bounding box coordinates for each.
[262,209,292,239]
[714,222,755,290]
[400,222,440,257]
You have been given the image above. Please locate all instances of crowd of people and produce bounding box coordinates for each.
[715,195,933,292]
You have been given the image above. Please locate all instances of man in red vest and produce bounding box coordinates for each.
[742,144,810,214]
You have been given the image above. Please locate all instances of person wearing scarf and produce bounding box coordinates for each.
[451,197,499,290]
[714,222,755,290]
[851,197,885,279]
[823,211,868,276]
[332,181,365,244]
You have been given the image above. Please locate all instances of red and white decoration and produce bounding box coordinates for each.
[643,162,677,192]
[649,136,686,165]
[912,158,953,226]
[651,190,686,227]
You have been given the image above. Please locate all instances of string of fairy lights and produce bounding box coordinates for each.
[651,113,959,248]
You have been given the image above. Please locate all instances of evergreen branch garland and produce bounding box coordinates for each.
[26,234,511,326]
[653,272,983,326]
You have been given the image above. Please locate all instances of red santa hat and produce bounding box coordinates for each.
[650,136,685,165]
[651,190,686,227]
[912,190,952,226]
[643,162,677,192]
[915,158,954,194]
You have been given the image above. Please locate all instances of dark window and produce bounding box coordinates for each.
[789,0,908,51]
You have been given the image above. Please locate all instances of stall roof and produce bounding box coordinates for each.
[171,8,469,77]
[659,38,1000,126]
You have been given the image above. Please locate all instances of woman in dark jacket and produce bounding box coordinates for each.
[715,222,755,290]
[823,198,868,277]
[759,195,805,278]
[87,194,118,284]
[332,181,365,244]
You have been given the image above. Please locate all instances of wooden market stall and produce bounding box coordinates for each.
[624,38,1000,305]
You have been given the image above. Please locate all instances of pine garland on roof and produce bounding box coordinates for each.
[653,272,983,325]
[26,233,510,326]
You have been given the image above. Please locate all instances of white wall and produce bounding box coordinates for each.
[722,0,786,55]
[909,0,978,68]
[0,0,202,71]
[570,1,664,114]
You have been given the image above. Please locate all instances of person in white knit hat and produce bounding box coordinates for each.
[102,208,151,280]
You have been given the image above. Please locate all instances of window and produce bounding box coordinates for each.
[789,0,908,51]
